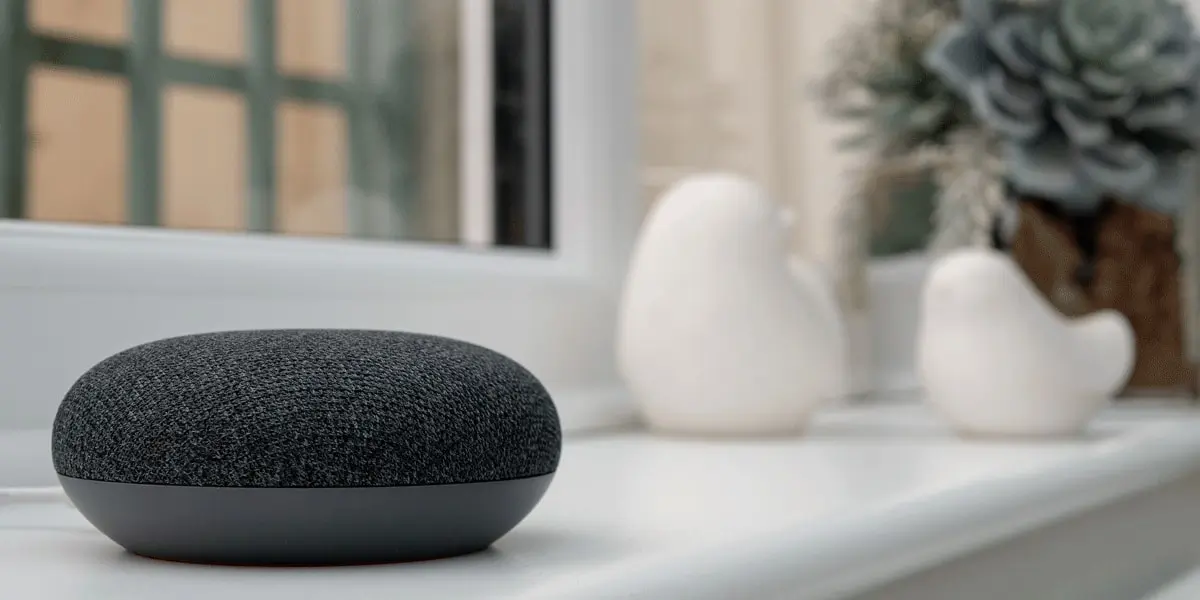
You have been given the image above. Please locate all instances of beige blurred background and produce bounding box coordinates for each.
[639,0,863,268]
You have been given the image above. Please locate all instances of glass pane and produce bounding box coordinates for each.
[277,101,346,237]
[3,0,554,250]
[163,85,245,230]
[31,0,126,44]
[27,67,126,224]
[164,0,243,63]
[276,0,343,79]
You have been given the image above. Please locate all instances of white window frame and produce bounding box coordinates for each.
[0,0,641,434]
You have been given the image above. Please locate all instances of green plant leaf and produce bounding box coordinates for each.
[985,14,1042,77]
[1077,140,1157,196]
[962,0,1000,28]
[1059,0,1138,61]
[923,23,990,96]
[1126,92,1191,130]
[1005,136,1104,210]
[1053,102,1111,147]
[837,130,880,151]
[1088,92,1138,117]
[1106,38,1156,71]
[1140,47,1200,93]
[1039,28,1074,71]
[986,66,1044,114]
[1131,152,1192,214]
[908,98,955,131]
[1040,71,1090,103]
[1080,66,1128,95]
[864,65,920,93]
[970,78,1044,139]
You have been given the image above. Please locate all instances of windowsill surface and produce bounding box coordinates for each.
[5,401,1200,599]
[1146,565,1200,600]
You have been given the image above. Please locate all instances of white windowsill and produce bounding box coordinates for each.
[1146,566,1200,600]
[5,400,1200,599]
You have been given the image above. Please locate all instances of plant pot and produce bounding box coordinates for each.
[1004,197,1197,397]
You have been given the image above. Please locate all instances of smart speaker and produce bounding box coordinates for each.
[51,329,561,566]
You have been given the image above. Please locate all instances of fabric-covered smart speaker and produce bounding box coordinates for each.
[51,329,561,566]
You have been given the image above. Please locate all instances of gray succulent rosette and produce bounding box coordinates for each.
[925,0,1200,215]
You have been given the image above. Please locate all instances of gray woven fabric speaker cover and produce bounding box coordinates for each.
[52,330,562,488]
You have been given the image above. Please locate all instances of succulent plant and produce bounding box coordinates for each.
[925,0,1200,215]
[818,0,972,153]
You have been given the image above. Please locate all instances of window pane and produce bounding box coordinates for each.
[164,0,243,63]
[31,0,126,44]
[27,68,126,224]
[3,0,554,250]
[277,101,346,237]
[276,0,343,79]
[162,85,245,230]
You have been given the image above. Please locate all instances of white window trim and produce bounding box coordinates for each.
[0,0,642,434]
[459,0,497,248]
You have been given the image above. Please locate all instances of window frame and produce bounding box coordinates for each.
[0,0,641,434]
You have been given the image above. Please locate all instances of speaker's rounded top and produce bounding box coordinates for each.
[52,330,561,488]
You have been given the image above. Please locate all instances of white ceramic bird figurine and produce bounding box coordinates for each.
[916,248,1135,438]
[616,173,847,436]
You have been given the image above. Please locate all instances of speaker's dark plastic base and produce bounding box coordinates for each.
[58,473,554,566]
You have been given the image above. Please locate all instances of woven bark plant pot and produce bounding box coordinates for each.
[1007,197,1196,396]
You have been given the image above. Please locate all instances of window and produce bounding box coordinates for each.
[3,0,555,247]
[0,0,639,433]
